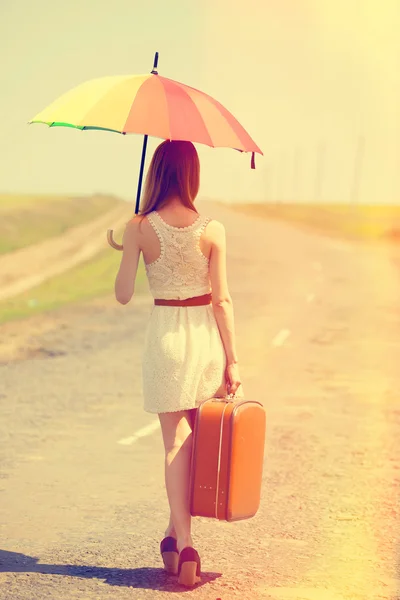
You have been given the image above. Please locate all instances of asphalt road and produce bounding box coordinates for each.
[0,201,399,599]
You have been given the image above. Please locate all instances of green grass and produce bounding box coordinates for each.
[0,236,147,325]
[230,202,400,243]
[0,193,126,254]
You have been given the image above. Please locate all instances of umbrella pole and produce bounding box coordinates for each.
[107,51,158,249]
[106,135,148,250]
[135,50,158,215]
[107,135,148,250]
[135,134,148,215]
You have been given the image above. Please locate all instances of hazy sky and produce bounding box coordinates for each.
[1,0,399,204]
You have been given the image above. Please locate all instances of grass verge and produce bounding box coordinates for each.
[0,242,146,325]
[0,193,126,254]
[229,203,400,243]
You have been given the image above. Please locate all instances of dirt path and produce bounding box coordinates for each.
[0,203,132,301]
[0,201,399,599]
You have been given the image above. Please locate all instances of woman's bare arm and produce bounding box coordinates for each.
[208,220,238,365]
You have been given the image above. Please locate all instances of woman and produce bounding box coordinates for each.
[114,139,243,587]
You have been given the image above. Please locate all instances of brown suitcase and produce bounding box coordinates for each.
[189,397,266,521]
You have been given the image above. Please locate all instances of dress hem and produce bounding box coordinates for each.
[143,399,217,414]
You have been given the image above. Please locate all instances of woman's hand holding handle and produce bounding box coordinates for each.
[225,361,242,396]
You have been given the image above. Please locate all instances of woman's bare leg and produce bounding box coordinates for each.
[163,408,197,540]
[164,513,176,538]
[158,410,195,553]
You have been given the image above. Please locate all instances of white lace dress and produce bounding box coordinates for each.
[141,210,241,414]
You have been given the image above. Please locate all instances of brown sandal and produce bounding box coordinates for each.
[177,547,201,587]
[160,536,179,575]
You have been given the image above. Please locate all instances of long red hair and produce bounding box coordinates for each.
[139,140,200,216]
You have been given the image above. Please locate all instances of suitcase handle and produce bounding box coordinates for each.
[212,393,236,403]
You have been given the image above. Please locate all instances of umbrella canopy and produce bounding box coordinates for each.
[29,73,262,160]
[29,53,262,250]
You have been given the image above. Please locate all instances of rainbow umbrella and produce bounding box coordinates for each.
[29,52,262,250]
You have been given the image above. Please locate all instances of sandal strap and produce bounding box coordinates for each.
[160,536,178,554]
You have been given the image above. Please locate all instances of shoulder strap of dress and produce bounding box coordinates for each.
[146,211,166,245]
[194,214,211,235]
[147,211,166,232]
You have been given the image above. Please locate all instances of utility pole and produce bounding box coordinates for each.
[314,140,326,203]
[277,150,286,203]
[273,155,280,204]
[264,164,271,202]
[292,145,300,202]
[351,134,365,205]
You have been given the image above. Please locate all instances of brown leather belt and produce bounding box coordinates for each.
[154,293,212,307]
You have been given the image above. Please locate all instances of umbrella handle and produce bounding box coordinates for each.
[107,229,123,251]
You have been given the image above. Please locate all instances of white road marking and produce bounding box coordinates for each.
[307,293,315,303]
[271,328,291,347]
[117,420,161,445]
